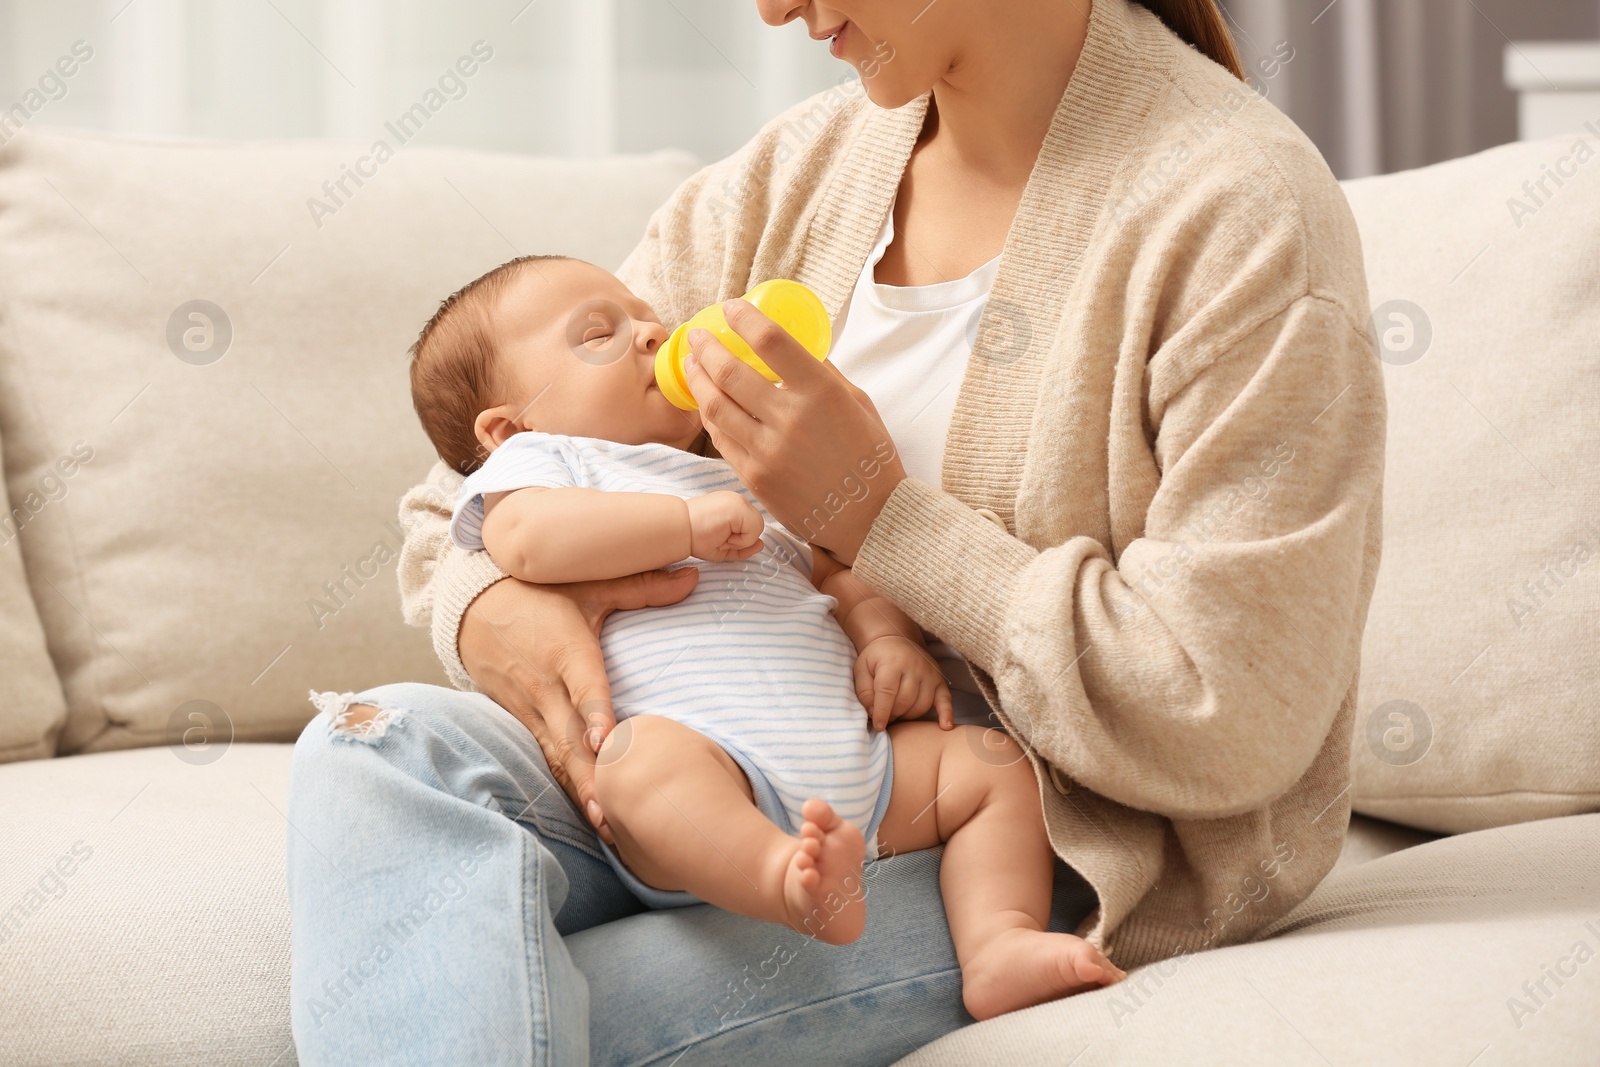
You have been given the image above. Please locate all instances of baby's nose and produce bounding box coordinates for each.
[635,320,667,354]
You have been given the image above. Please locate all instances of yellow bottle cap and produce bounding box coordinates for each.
[654,279,831,412]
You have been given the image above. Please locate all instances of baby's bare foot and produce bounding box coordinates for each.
[782,798,867,945]
[961,928,1125,1021]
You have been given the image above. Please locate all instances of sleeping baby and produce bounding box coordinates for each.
[407,253,1125,1020]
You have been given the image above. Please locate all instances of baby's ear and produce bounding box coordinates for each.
[473,405,527,453]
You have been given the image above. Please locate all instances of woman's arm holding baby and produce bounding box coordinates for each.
[480,487,766,584]
[813,550,953,732]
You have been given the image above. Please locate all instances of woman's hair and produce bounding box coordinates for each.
[1131,0,1244,80]
[409,254,569,476]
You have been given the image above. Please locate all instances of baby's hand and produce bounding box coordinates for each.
[686,490,765,562]
[854,636,954,733]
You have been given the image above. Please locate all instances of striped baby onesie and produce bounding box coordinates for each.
[451,431,894,874]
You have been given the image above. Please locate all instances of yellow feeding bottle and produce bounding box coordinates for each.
[654,279,832,411]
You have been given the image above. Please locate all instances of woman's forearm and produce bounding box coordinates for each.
[850,299,1384,820]
[481,487,690,584]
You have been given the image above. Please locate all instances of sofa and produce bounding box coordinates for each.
[0,120,1595,1066]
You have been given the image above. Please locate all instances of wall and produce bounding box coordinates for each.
[1219,0,1600,178]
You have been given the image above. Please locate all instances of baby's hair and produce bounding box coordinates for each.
[409,254,572,476]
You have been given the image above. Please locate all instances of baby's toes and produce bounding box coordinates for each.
[1091,947,1125,979]
[1078,949,1123,985]
[1071,956,1105,984]
[801,797,839,830]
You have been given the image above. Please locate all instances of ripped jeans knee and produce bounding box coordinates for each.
[310,690,405,742]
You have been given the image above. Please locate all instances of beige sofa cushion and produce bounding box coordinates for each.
[0,434,69,761]
[0,128,698,755]
[1341,136,1600,833]
[896,813,1600,1066]
[1330,813,1439,873]
[0,743,1577,1067]
[0,744,296,1066]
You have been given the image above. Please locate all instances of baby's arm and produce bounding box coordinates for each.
[813,549,954,731]
[813,548,920,647]
[480,487,764,584]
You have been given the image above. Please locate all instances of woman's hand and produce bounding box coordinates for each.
[683,299,908,564]
[457,570,699,841]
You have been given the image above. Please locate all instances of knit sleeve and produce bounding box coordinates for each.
[396,460,505,693]
[851,294,1386,819]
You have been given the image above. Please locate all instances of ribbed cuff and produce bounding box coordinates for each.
[430,547,509,693]
[850,478,1037,675]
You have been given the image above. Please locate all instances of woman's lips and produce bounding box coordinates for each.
[813,22,849,58]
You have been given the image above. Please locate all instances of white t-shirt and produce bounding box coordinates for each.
[829,208,1002,724]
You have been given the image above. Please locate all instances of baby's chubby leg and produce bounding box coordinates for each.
[877,722,1127,1021]
[593,715,867,945]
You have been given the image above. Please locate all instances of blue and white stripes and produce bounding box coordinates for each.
[453,432,892,842]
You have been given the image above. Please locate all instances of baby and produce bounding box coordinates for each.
[409,254,1124,1020]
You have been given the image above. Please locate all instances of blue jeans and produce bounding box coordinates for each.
[286,682,1097,1066]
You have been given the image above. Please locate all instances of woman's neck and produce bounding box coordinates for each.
[921,0,1093,184]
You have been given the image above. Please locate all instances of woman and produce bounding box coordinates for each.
[286,0,1385,1063]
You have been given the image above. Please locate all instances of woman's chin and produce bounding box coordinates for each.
[855,75,924,112]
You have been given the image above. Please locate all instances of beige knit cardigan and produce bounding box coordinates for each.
[397,0,1386,969]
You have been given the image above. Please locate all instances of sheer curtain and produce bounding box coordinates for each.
[9,0,1600,176]
[0,0,845,164]
[1219,0,1600,178]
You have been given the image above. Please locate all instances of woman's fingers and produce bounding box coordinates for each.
[670,298,908,561]
[684,328,776,437]
[540,632,620,843]
[540,689,614,842]
[723,298,833,391]
[578,567,700,632]
[457,572,701,847]
[556,570,703,844]
[554,635,617,754]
